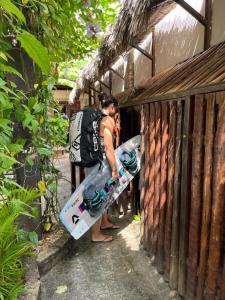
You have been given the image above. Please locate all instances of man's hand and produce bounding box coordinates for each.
[112,169,119,180]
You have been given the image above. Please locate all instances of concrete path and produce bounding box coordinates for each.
[40,214,178,300]
[40,154,179,300]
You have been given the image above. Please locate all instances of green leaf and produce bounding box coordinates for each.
[17,31,50,74]
[38,180,46,193]
[0,0,26,23]
[55,286,68,294]
[0,64,24,80]
[43,222,52,232]
[31,207,38,218]
[26,156,34,166]
[28,231,38,245]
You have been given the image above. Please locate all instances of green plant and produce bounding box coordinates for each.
[0,187,40,300]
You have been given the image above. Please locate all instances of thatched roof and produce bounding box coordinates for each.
[74,0,175,97]
[118,41,225,107]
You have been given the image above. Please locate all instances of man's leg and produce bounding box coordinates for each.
[91,216,112,242]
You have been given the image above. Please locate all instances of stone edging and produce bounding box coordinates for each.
[20,230,74,300]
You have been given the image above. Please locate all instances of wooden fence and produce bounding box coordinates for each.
[141,92,225,300]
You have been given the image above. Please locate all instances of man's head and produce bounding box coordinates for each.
[99,93,118,117]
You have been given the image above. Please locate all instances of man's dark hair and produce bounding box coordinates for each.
[98,92,118,108]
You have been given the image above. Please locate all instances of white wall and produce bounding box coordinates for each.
[99,0,225,95]
[101,71,111,95]
[111,57,124,95]
[134,33,152,86]
[211,0,225,46]
[155,0,205,74]
[80,92,89,108]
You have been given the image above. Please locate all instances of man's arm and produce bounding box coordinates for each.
[102,118,118,179]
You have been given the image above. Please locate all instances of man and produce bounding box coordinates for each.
[85,94,120,243]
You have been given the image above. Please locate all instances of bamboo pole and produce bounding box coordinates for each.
[196,94,215,300]
[149,103,156,256]
[178,96,192,297]
[157,103,168,273]
[140,105,146,245]
[152,102,161,258]
[205,93,225,300]
[169,100,182,290]
[164,102,176,281]
[186,95,204,299]
[143,104,150,250]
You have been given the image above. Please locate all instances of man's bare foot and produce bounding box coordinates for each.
[91,233,113,243]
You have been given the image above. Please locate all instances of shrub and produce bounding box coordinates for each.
[0,188,40,300]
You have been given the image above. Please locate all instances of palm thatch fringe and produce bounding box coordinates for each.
[72,0,175,100]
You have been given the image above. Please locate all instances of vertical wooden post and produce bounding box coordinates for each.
[196,94,215,300]
[88,86,92,106]
[109,70,112,95]
[204,0,212,50]
[71,162,76,193]
[148,103,156,256]
[157,102,168,273]
[152,102,161,257]
[152,27,156,77]
[178,96,192,297]
[205,93,225,300]
[221,257,225,300]
[140,104,146,244]
[186,95,204,298]
[169,101,182,290]
[164,102,176,281]
[143,104,150,250]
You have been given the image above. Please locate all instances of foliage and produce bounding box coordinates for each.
[0,1,119,297]
[0,187,40,300]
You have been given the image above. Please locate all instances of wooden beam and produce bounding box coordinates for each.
[152,27,156,77]
[98,79,110,90]
[108,66,125,80]
[89,85,100,94]
[131,44,153,61]
[120,82,225,108]
[174,0,207,27]
[204,0,212,49]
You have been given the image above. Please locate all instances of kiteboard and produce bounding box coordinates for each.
[59,135,141,240]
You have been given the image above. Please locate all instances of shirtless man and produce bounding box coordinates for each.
[90,94,120,243]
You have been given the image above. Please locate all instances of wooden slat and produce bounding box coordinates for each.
[143,104,150,250]
[196,94,215,300]
[186,95,205,298]
[157,103,168,273]
[205,92,225,300]
[148,103,156,256]
[221,256,225,300]
[164,102,176,281]
[140,105,146,244]
[169,101,182,290]
[178,96,192,296]
[152,102,161,257]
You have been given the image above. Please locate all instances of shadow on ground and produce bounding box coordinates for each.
[40,212,178,300]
